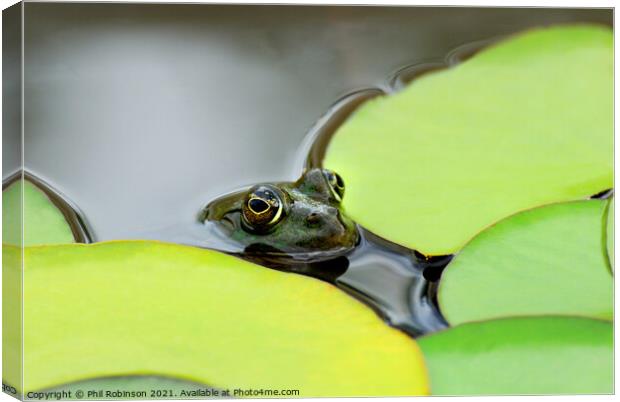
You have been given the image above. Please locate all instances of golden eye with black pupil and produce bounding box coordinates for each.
[248,198,270,214]
[241,186,284,232]
[323,170,345,201]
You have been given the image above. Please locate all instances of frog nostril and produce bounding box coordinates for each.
[306,212,322,227]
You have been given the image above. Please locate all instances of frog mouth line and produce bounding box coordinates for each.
[241,245,355,263]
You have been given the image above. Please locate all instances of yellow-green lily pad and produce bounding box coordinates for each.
[324,25,612,255]
[43,376,216,399]
[3,179,75,246]
[417,317,613,395]
[5,242,428,396]
[438,200,612,326]
[3,244,22,394]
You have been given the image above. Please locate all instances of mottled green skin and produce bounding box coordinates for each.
[202,169,359,255]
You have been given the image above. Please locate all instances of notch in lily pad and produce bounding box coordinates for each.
[2,171,92,246]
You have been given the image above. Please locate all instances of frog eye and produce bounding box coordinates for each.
[323,170,345,201]
[241,185,284,232]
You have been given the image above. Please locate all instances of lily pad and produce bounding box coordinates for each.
[3,179,22,246]
[324,25,613,255]
[3,179,75,246]
[417,317,613,395]
[438,200,612,326]
[5,242,427,396]
[43,376,217,399]
[3,245,22,394]
[606,198,613,271]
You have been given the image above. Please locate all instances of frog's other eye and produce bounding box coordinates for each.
[241,185,284,232]
[323,170,345,201]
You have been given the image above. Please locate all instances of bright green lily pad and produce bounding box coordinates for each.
[324,25,613,255]
[5,242,428,396]
[3,180,22,246]
[438,200,612,326]
[3,179,74,246]
[606,198,613,271]
[417,317,613,395]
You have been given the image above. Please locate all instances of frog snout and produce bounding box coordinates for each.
[201,191,245,223]
[305,207,342,227]
[306,212,322,227]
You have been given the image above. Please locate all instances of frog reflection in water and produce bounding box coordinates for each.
[201,168,359,269]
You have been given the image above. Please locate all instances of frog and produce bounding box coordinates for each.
[199,168,359,266]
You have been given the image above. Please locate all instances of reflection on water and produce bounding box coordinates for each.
[336,228,450,336]
[134,220,246,254]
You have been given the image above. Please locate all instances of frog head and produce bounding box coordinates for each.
[200,168,359,259]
